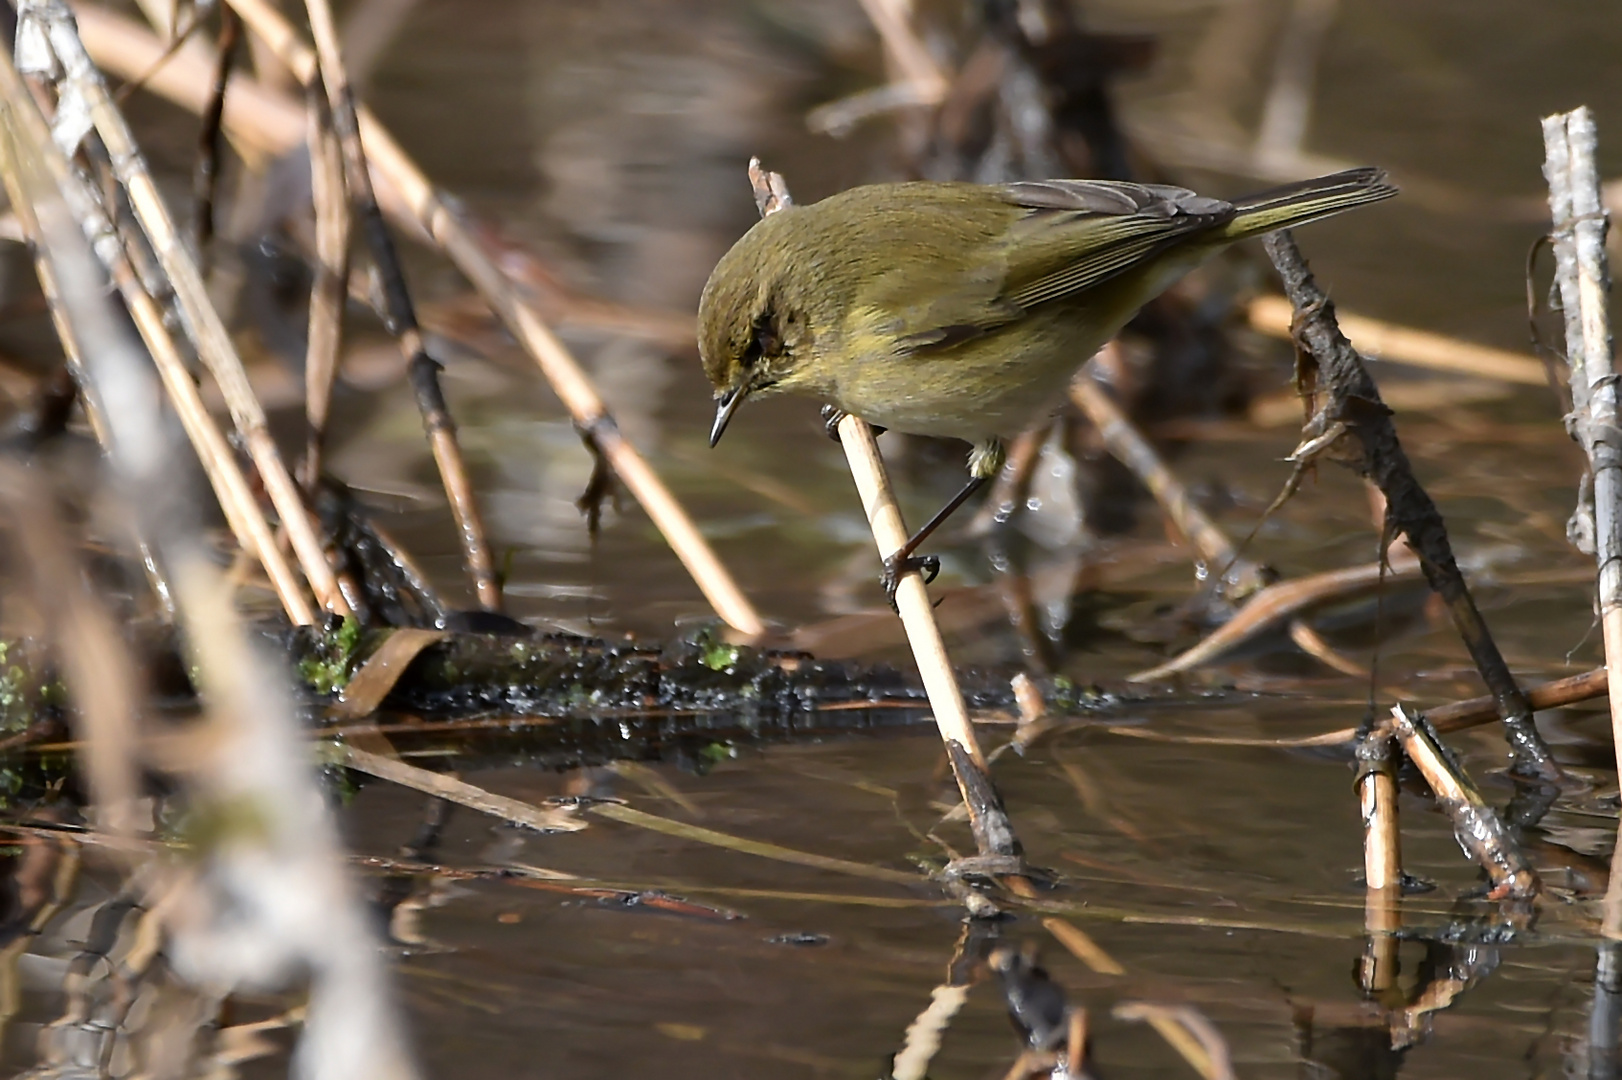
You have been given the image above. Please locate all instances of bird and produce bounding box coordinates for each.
[698,167,1396,603]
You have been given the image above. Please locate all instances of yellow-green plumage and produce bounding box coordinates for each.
[699,167,1395,479]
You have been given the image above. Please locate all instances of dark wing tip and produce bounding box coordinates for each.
[1311,165,1399,197]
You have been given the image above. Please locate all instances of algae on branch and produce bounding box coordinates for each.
[695,627,741,672]
[297,617,362,695]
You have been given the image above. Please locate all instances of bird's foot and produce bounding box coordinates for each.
[819,405,845,442]
[820,404,885,442]
[881,551,940,610]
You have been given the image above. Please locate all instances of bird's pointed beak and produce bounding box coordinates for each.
[709,386,748,447]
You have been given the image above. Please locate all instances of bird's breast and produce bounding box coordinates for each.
[824,310,1112,442]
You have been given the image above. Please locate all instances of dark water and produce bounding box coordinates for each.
[10,0,1622,1077]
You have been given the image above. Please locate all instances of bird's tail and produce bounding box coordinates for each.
[1220,167,1397,240]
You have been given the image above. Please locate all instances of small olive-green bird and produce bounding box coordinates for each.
[699,167,1396,596]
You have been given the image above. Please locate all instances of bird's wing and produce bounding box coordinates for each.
[995,179,1235,309]
[866,180,1234,358]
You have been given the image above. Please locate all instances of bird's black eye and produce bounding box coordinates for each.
[743,304,780,367]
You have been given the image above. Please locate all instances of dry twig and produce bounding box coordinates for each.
[301,75,350,488]
[1542,108,1621,777]
[336,745,586,834]
[1248,295,1547,386]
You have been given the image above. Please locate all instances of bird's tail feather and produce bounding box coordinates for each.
[1221,167,1397,239]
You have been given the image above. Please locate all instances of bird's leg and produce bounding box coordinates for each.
[880,473,988,607]
[879,440,1004,608]
[820,404,884,442]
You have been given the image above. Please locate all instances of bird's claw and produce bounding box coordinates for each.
[881,552,940,610]
[820,404,884,442]
[819,405,845,442]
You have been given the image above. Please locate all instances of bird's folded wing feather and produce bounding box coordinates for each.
[998,180,1234,308]
[883,180,1236,355]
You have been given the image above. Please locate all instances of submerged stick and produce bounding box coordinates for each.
[204,0,765,637]
[1041,918,1217,1078]
[1387,705,1537,899]
[336,745,585,833]
[589,801,921,886]
[1355,724,1401,995]
[1113,1004,1234,1080]
[1356,729,1401,892]
[1359,884,1400,999]
[1542,108,1622,781]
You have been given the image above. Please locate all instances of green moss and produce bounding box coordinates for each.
[1047,675,1108,712]
[697,630,740,672]
[297,617,362,695]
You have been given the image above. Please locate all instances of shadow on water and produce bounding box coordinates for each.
[2,1,1622,1077]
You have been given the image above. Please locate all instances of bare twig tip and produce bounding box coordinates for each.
[747,156,793,218]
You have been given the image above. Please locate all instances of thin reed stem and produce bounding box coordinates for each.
[301,75,350,489]
[302,0,500,612]
[23,0,348,616]
[0,26,315,624]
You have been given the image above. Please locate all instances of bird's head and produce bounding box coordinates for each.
[696,213,817,447]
